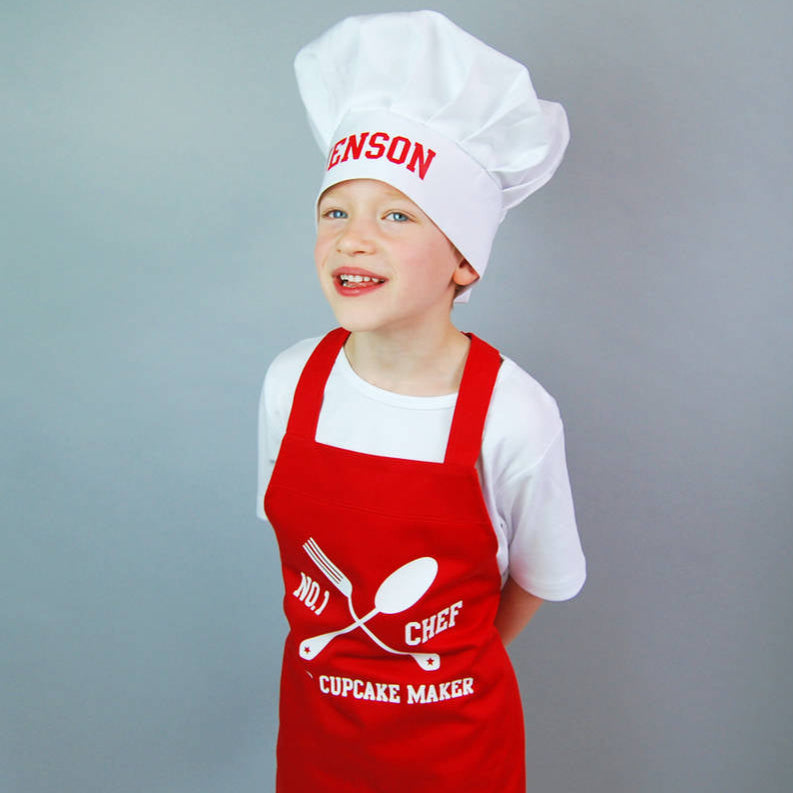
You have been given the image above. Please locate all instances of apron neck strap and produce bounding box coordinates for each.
[443,333,502,467]
[285,327,350,440]
[286,328,502,468]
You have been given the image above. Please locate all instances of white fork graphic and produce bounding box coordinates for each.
[301,538,441,671]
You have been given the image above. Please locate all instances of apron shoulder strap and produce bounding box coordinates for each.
[284,327,350,439]
[444,334,503,467]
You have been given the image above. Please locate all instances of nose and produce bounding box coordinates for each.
[336,216,375,256]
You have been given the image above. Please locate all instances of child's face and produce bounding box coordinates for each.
[314,179,478,335]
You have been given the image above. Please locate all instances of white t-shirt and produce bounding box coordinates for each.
[257,336,586,601]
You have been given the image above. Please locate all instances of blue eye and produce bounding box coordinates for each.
[323,209,347,219]
[386,211,409,222]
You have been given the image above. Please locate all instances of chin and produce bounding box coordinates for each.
[329,312,380,334]
[323,296,381,333]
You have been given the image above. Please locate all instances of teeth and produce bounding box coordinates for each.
[339,274,385,285]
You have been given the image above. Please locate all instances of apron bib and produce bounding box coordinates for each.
[265,328,525,792]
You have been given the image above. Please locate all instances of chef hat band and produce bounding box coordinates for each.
[295,10,570,303]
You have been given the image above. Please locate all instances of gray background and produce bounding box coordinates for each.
[2,1,791,791]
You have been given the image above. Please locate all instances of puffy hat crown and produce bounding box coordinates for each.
[295,10,569,301]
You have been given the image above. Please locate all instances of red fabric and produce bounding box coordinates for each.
[265,328,525,792]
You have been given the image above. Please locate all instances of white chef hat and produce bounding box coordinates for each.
[294,10,569,302]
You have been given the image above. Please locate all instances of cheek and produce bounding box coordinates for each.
[426,240,465,282]
[314,235,331,268]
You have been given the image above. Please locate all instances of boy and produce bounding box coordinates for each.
[257,11,586,792]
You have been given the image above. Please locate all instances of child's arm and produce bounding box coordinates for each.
[494,577,544,646]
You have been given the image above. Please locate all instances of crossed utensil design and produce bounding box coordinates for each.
[300,537,441,671]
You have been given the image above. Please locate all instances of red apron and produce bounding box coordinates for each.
[265,328,525,792]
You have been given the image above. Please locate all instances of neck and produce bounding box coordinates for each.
[344,322,470,396]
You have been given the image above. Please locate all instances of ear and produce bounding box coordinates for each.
[453,259,480,287]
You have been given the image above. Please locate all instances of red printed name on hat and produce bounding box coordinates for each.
[327,132,437,180]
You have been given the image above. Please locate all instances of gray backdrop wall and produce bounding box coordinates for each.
[2,1,791,791]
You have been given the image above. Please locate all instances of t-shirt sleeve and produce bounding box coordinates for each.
[503,429,586,601]
[255,372,277,522]
[481,358,586,601]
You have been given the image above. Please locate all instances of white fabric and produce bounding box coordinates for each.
[257,337,586,602]
[294,10,570,302]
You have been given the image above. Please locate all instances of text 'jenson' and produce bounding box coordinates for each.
[327,132,437,180]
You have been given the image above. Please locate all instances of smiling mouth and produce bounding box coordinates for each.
[337,273,387,289]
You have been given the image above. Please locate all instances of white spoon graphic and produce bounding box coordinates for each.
[300,557,441,670]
